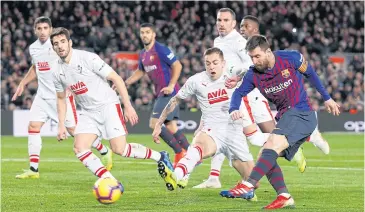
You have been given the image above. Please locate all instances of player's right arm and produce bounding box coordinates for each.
[124,69,145,86]
[125,53,146,86]
[11,65,36,101]
[152,76,196,143]
[229,70,255,120]
[113,53,145,90]
[53,72,68,141]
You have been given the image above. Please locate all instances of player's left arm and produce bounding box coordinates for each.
[90,54,139,125]
[293,52,340,115]
[229,71,255,120]
[158,45,182,94]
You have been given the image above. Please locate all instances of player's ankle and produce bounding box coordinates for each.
[278,193,291,198]
[208,175,220,180]
[30,166,38,172]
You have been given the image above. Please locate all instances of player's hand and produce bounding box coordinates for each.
[230,110,243,120]
[225,76,239,89]
[152,124,162,144]
[324,99,340,116]
[57,126,68,142]
[160,85,174,95]
[124,105,139,126]
[11,83,25,101]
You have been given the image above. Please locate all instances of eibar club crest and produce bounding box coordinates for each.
[281,69,290,78]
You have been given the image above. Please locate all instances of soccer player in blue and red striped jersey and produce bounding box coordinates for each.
[224,35,340,209]
[125,23,189,166]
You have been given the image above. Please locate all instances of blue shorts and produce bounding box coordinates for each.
[151,96,179,121]
[272,108,317,161]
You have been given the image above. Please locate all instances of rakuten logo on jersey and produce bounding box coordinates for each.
[264,79,293,94]
[37,62,51,71]
[145,65,157,72]
[208,88,229,104]
[70,81,88,95]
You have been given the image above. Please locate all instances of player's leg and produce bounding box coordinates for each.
[164,120,188,167]
[192,153,225,188]
[16,96,48,179]
[65,95,113,170]
[165,104,190,151]
[160,130,217,191]
[106,104,174,187]
[73,109,115,179]
[234,109,316,209]
[254,98,307,173]
[74,133,115,179]
[307,111,330,154]
[149,97,184,160]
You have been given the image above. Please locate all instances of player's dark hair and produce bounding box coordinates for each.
[246,35,270,51]
[34,16,52,29]
[140,23,156,32]
[204,47,224,60]
[50,27,71,45]
[218,8,236,20]
[243,15,259,27]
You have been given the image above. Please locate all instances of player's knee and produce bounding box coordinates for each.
[28,122,42,132]
[110,142,127,156]
[73,141,89,154]
[263,134,288,153]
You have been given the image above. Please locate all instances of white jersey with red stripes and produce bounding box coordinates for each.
[176,71,242,129]
[52,49,119,111]
[29,38,59,99]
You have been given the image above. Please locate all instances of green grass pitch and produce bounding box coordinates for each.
[1,134,364,212]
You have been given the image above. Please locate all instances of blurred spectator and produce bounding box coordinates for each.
[1,1,364,112]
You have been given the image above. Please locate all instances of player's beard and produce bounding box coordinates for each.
[142,38,152,46]
[255,59,270,72]
[59,48,70,59]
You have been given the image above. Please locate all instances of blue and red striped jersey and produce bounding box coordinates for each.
[230,50,331,121]
[138,41,180,97]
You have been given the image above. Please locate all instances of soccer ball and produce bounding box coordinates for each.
[93,177,124,204]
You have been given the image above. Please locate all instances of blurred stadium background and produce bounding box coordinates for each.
[1,1,364,212]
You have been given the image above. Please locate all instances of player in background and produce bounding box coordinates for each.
[50,27,174,184]
[193,8,304,189]
[124,23,190,167]
[224,35,340,209]
[153,47,256,195]
[240,15,330,155]
[12,17,112,179]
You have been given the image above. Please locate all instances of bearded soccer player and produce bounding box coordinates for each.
[50,27,174,183]
[240,15,330,156]
[125,23,190,167]
[223,35,340,209]
[194,8,303,189]
[12,17,112,179]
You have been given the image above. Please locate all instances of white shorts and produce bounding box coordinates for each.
[29,95,77,128]
[75,103,128,140]
[202,125,254,162]
[240,88,274,128]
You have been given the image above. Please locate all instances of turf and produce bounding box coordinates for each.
[1,134,364,212]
